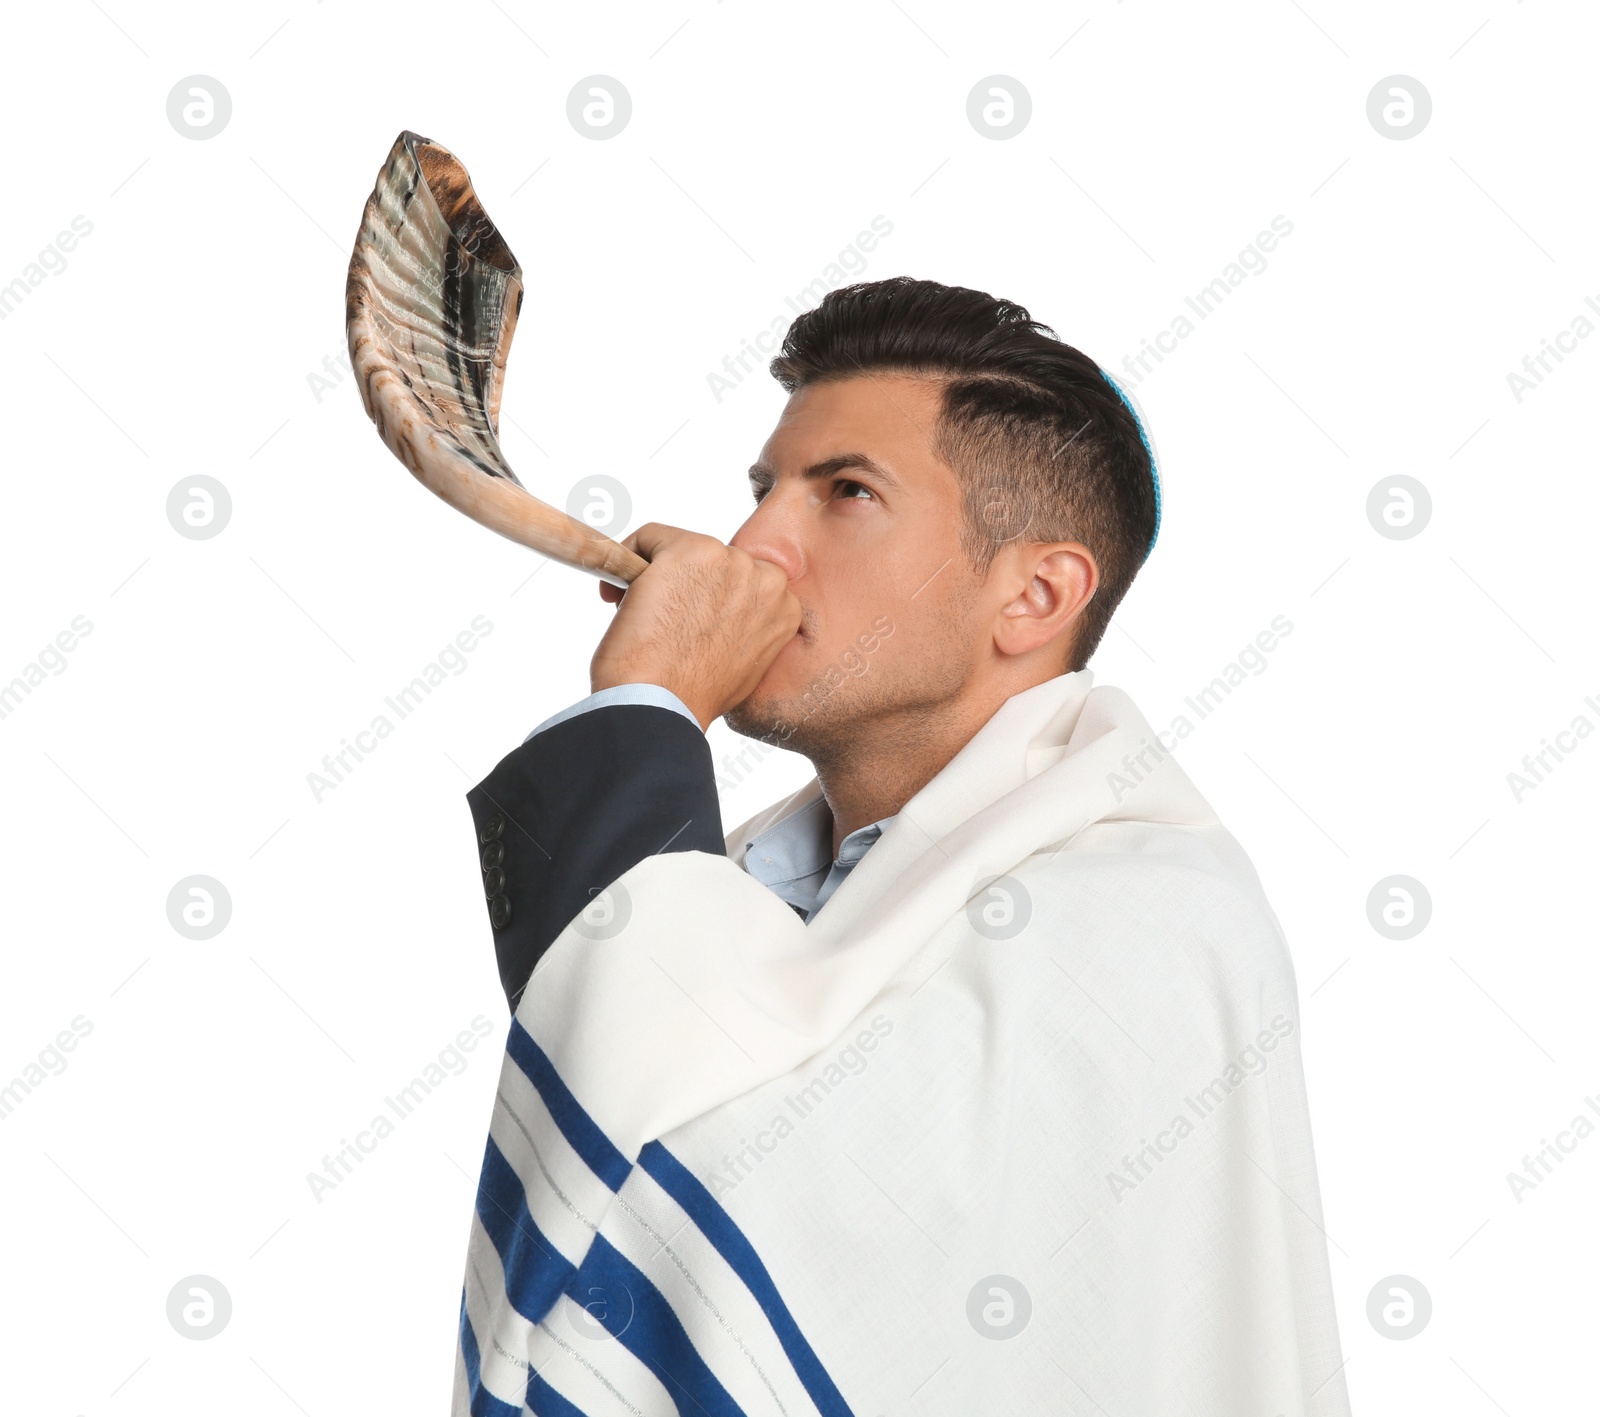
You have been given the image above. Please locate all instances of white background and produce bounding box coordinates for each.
[1,0,1595,1411]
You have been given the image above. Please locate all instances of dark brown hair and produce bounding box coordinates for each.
[770,277,1157,668]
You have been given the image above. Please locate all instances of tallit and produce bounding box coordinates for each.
[452,670,1350,1416]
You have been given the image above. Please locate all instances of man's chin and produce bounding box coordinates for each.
[724,648,808,737]
[722,687,793,746]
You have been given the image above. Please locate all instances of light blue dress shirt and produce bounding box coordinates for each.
[528,686,893,922]
[737,794,892,922]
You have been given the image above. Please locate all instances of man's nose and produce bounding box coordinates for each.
[730,498,806,582]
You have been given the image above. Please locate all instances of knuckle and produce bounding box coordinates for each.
[682,532,723,564]
[723,546,760,590]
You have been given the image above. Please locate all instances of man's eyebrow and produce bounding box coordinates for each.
[747,453,901,487]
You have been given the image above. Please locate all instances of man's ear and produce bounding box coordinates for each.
[992,543,1099,659]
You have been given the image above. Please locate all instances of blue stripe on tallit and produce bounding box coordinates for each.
[469,1087,740,1414]
[459,1290,527,1417]
[640,1141,857,1417]
[569,1234,748,1417]
[505,1017,632,1191]
[476,1133,576,1320]
[475,1026,851,1414]
[527,1371,592,1417]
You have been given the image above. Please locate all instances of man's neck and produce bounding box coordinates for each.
[810,688,1011,856]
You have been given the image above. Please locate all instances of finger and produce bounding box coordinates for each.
[612,523,669,559]
[627,522,700,564]
[752,557,792,601]
[599,581,624,605]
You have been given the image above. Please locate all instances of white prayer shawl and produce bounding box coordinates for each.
[452,671,1350,1417]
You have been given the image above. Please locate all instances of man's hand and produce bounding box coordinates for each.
[592,524,801,730]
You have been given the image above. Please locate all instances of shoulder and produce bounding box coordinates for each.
[1013,817,1298,1002]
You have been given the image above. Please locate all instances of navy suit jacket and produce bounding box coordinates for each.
[464,704,726,1010]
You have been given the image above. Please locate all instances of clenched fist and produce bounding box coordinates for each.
[592,524,802,730]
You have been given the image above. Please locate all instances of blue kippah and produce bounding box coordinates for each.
[1098,370,1162,559]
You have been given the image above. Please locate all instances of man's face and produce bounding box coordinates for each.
[725,374,987,754]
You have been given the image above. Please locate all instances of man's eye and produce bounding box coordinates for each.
[835,480,874,501]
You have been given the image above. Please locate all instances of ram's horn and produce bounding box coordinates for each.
[345,130,646,587]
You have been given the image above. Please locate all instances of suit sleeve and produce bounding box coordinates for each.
[465,703,726,1010]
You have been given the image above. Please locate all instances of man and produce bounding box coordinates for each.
[453,279,1349,1416]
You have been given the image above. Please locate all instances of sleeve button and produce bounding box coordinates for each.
[480,841,505,870]
[483,866,506,897]
[489,894,512,930]
[479,815,505,843]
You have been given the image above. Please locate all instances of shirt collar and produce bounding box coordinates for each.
[741,796,895,900]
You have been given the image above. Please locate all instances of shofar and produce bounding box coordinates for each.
[346,130,646,587]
